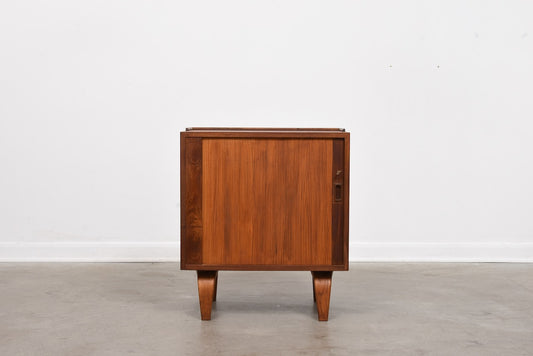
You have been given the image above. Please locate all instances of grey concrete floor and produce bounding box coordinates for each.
[1,263,532,356]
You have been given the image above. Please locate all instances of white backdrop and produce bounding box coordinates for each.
[1,1,532,261]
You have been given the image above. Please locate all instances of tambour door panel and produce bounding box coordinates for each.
[202,138,333,265]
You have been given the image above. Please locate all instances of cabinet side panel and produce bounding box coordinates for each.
[182,137,203,265]
[202,138,332,266]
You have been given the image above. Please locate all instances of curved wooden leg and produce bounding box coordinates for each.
[197,271,217,320]
[312,271,332,321]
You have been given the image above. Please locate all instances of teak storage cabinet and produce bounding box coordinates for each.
[180,128,349,321]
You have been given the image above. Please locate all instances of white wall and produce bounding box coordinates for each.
[1,1,532,262]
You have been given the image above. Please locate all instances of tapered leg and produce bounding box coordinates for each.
[312,271,333,321]
[197,270,218,320]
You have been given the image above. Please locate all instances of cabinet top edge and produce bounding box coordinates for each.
[185,127,345,132]
[181,128,349,138]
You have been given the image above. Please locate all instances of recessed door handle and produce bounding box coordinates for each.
[334,183,342,202]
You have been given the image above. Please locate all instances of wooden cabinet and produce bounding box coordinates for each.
[180,128,349,320]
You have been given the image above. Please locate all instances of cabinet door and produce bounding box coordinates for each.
[181,136,348,270]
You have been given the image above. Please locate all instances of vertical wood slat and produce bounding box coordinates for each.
[331,139,344,265]
[182,137,203,265]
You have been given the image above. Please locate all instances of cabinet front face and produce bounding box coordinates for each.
[181,132,349,270]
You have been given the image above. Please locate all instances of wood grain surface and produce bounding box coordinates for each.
[332,139,345,265]
[181,137,203,266]
[202,138,333,266]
